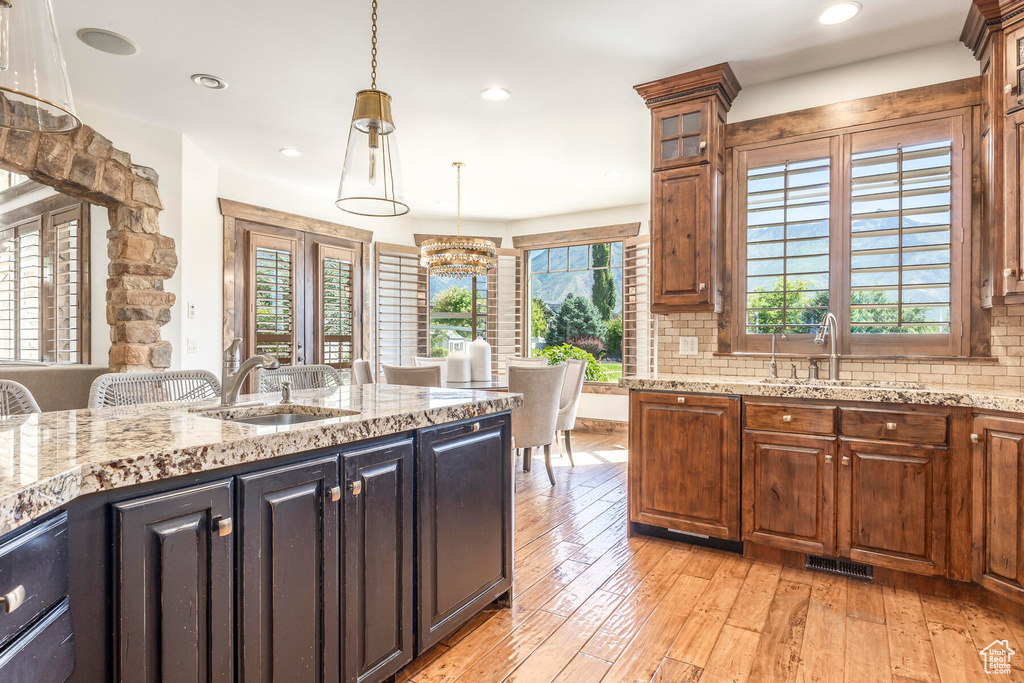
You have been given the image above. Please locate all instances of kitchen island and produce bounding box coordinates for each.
[0,384,520,683]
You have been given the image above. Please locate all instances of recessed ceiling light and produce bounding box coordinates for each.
[605,171,624,179]
[191,73,228,90]
[480,87,512,102]
[279,148,302,158]
[76,28,140,56]
[818,2,861,25]
[436,200,452,207]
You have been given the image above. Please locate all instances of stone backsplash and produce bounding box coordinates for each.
[656,305,1024,389]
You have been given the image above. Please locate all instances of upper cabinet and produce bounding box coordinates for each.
[635,63,740,312]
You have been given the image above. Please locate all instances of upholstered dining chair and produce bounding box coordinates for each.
[382,364,441,388]
[88,370,221,408]
[555,358,586,466]
[504,356,547,375]
[257,364,344,392]
[509,363,566,486]
[414,357,448,384]
[0,380,41,417]
[351,359,375,385]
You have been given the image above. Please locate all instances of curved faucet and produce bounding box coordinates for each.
[221,337,280,406]
[813,312,840,380]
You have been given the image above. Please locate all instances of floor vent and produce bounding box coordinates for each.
[805,555,873,581]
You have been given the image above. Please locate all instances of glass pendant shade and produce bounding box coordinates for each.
[0,0,78,133]
[336,89,408,217]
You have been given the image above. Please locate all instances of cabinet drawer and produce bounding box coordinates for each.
[744,403,836,436]
[839,408,948,445]
[0,597,74,683]
[0,513,69,648]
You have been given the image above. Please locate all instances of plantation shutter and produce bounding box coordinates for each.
[45,206,86,363]
[375,242,428,374]
[622,234,656,376]
[315,242,359,378]
[486,248,523,375]
[248,231,299,364]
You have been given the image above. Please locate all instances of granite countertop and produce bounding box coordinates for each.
[619,374,1024,413]
[0,384,522,536]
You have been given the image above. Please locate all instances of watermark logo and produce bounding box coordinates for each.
[981,640,1015,675]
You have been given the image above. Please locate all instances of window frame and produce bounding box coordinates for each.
[728,108,973,358]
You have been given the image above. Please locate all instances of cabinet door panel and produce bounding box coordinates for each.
[344,439,414,683]
[743,431,836,555]
[629,391,740,539]
[838,440,946,575]
[652,166,711,310]
[114,479,234,683]
[417,416,512,653]
[973,415,1024,602]
[239,456,340,683]
[653,101,709,170]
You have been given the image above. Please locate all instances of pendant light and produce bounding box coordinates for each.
[0,0,79,133]
[421,162,497,277]
[336,0,408,217]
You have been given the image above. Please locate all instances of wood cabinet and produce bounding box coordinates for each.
[629,391,741,539]
[743,431,836,555]
[343,438,415,683]
[416,416,512,654]
[972,415,1024,602]
[238,456,341,683]
[635,63,739,313]
[114,479,235,683]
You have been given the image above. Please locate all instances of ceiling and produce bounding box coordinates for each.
[53,0,971,221]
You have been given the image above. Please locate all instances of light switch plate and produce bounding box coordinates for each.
[186,338,199,354]
[679,337,699,356]
[187,302,196,319]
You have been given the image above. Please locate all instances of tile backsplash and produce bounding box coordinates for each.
[656,305,1024,389]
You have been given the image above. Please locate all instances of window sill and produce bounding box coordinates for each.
[712,351,999,364]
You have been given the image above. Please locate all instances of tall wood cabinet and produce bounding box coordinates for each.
[635,63,740,312]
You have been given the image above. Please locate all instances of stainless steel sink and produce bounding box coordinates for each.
[191,404,360,425]
[228,412,334,427]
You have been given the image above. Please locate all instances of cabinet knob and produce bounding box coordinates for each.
[841,456,851,466]
[677,396,686,404]
[1007,84,1016,94]
[350,480,363,496]
[825,454,833,463]
[699,140,708,153]
[1005,268,1016,278]
[329,486,342,503]
[216,517,233,537]
[885,422,898,431]
[0,585,25,614]
[782,415,793,423]
[698,282,707,292]
[971,433,980,443]
[472,422,481,432]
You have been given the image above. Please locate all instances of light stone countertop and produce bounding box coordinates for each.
[619,374,1024,413]
[0,384,522,537]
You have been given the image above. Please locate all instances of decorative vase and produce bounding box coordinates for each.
[446,351,471,383]
[469,337,492,382]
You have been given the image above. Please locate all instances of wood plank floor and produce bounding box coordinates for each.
[397,431,1021,683]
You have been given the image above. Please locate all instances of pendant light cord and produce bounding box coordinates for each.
[455,162,462,238]
[370,0,378,90]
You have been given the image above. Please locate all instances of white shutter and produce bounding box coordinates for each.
[486,248,523,375]
[622,235,656,376]
[375,243,428,374]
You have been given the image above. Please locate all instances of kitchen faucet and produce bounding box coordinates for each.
[221,338,280,406]
[813,312,840,380]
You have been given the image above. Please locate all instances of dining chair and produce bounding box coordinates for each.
[382,364,441,387]
[414,357,448,384]
[509,363,566,486]
[257,364,344,392]
[504,356,547,375]
[89,370,221,408]
[351,359,375,385]
[555,358,587,466]
[0,380,41,416]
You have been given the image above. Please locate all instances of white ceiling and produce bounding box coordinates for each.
[53,0,971,221]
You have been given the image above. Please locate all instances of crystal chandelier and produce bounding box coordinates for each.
[421,162,497,277]
[336,0,408,217]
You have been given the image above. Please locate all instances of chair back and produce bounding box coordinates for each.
[0,380,41,416]
[258,364,344,392]
[413,357,448,384]
[352,359,375,385]
[382,364,441,388]
[556,359,587,432]
[89,370,221,408]
[508,363,566,450]
[504,356,547,375]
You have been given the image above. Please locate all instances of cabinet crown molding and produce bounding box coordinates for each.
[634,62,742,111]
[963,1,1024,55]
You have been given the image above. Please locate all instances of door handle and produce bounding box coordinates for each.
[0,585,25,614]
[329,486,342,502]
[215,517,233,537]
[824,454,833,463]
[971,433,980,443]
[841,456,851,466]
[350,480,363,496]
[885,422,897,431]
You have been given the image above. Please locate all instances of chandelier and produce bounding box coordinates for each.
[336,0,408,217]
[421,162,497,277]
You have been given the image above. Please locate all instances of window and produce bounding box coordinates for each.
[734,114,969,357]
[0,203,89,363]
[428,274,486,357]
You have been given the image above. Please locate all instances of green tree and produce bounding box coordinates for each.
[591,243,617,321]
[531,297,551,338]
[545,293,606,346]
[604,317,622,358]
[537,343,606,382]
[431,284,473,330]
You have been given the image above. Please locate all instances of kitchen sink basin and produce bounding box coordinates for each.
[191,404,361,425]
[228,412,333,426]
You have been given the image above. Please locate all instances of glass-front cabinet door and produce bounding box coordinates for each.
[1006,26,1024,113]
[653,100,709,170]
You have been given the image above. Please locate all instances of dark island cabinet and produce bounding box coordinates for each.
[415,415,513,654]
[113,479,235,683]
[238,456,341,683]
[343,438,414,683]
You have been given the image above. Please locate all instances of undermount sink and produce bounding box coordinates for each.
[191,404,361,426]
[228,412,333,427]
[758,377,926,390]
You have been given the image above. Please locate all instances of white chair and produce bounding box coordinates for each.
[89,370,221,408]
[509,363,566,486]
[414,357,448,384]
[257,364,344,392]
[352,359,375,385]
[504,356,547,375]
[0,380,41,416]
[555,359,587,466]
[382,364,441,387]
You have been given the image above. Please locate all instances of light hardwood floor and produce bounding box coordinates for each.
[397,431,1020,683]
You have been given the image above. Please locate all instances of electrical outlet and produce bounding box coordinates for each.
[186,338,199,354]
[679,337,699,356]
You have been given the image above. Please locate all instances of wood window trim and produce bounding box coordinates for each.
[219,198,372,244]
[725,107,978,359]
[511,222,641,250]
